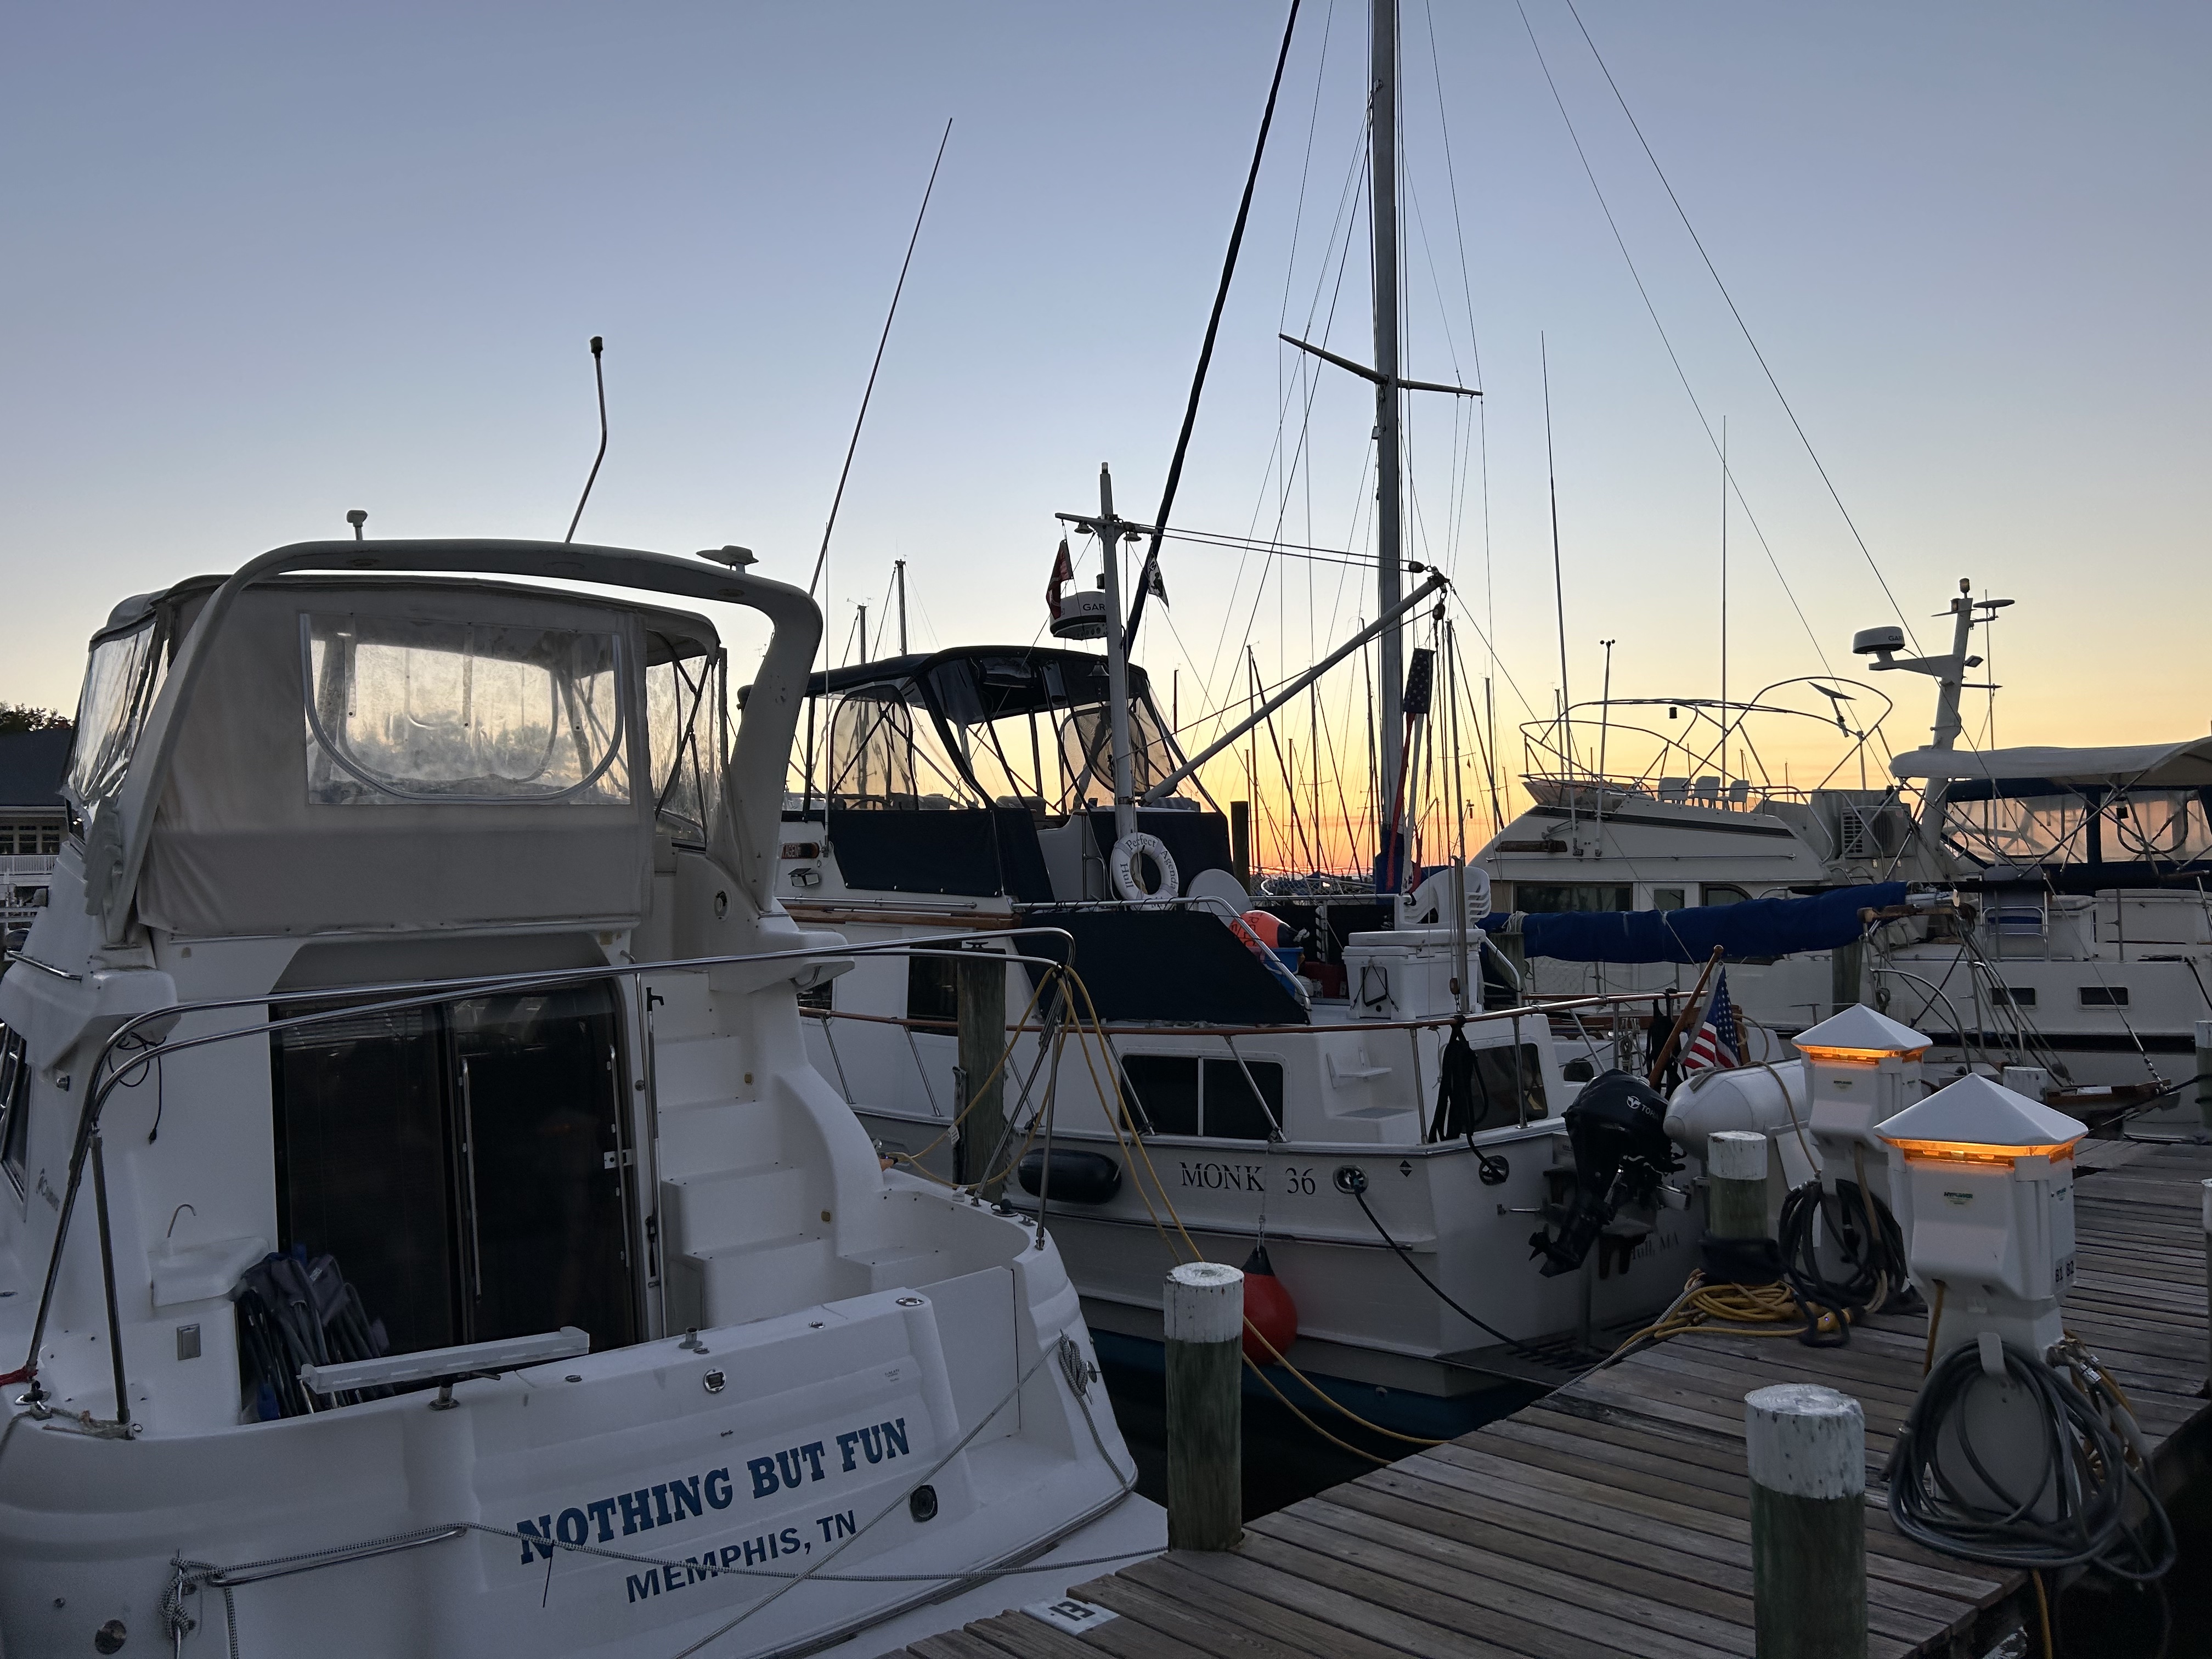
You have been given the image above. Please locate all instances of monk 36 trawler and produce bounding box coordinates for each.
[0,540,1149,1656]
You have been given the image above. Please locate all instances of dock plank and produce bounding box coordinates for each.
[890,1140,2211,1659]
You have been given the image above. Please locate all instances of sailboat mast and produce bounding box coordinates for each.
[1094,465,1141,847]
[1371,0,1404,873]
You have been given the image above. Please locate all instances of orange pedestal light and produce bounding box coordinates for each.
[1239,1244,1299,1364]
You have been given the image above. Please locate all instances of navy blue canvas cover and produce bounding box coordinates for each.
[1485,882,1907,964]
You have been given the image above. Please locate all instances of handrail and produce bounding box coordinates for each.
[16,927,1076,1423]
[809,986,1662,1039]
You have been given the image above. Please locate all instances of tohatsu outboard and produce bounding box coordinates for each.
[1530,1070,1681,1277]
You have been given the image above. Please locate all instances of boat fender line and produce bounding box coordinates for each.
[1017,1148,1122,1205]
[1109,832,1178,905]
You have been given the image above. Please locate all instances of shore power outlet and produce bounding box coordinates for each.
[1792,1005,1929,1195]
[1877,1074,2085,1362]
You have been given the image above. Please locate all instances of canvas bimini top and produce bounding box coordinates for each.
[1891,737,2212,792]
[66,538,820,944]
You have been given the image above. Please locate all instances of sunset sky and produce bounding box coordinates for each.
[5,3,2205,870]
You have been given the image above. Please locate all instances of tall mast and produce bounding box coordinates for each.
[1371,0,1404,869]
[1057,467,1148,849]
[894,557,909,654]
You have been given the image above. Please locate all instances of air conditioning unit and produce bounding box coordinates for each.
[1837,810,1871,861]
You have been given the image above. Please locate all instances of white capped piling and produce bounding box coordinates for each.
[1708,1130,1771,1243]
[1164,1261,1243,1550]
[1746,1383,1867,1659]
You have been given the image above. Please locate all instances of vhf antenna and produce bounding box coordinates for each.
[565,335,607,544]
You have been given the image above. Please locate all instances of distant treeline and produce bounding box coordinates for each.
[0,706,72,735]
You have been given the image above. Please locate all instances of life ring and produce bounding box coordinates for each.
[1109,832,1180,904]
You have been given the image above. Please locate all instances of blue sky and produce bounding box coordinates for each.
[4,2,2207,794]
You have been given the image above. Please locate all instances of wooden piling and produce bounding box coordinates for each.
[1163,1261,1243,1551]
[1229,800,1252,890]
[1708,1130,1771,1242]
[955,951,1008,1200]
[1746,1381,1867,1659]
[2202,1177,2211,1397]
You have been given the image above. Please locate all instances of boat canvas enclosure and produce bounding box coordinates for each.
[75,572,724,939]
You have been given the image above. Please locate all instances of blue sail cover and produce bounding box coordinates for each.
[1482,883,1908,964]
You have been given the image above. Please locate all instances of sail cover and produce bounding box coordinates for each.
[1483,883,1907,964]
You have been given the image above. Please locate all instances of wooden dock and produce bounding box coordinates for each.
[895,1137,2212,1659]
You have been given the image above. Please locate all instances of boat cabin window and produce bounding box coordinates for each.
[1474,1042,1548,1124]
[66,616,172,830]
[1651,888,1686,912]
[906,956,958,1024]
[302,613,629,806]
[646,642,724,843]
[1701,884,1751,907]
[0,1024,28,1198]
[1119,1054,1284,1140]
[1515,884,1633,916]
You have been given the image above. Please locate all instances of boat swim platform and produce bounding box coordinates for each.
[890,1136,2212,1659]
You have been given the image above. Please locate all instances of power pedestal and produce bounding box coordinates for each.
[1793,1005,1931,1197]
[1880,1075,2086,1520]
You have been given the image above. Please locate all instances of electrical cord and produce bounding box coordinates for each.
[1775,1174,1913,1347]
[1886,1339,2176,1586]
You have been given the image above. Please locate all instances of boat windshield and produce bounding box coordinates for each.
[302,612,629,805]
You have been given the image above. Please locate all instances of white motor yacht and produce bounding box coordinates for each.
[1479,583,2212,1113]
[0,538,1152,1657]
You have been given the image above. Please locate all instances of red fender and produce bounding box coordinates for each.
[1240,1243,1299,1364]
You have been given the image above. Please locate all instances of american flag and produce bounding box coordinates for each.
[1681,969,1742,1074]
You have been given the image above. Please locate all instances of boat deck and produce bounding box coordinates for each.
[890,1136,2212,1659]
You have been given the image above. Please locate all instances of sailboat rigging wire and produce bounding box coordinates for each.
[805,118,951,602]
[1126,0,1303,649]
[1509,0,1836,678]
[562,336,607,545]
[1558,0,1918,651]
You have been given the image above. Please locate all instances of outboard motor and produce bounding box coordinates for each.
[1530,1069,1679,1277]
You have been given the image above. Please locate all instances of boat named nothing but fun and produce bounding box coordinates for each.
[0,537,1154,1657]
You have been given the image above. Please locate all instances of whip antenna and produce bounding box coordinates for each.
[807,119,952,600]
[563,335,607,544]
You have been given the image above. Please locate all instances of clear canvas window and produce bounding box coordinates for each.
[66,618,170,827]
[302,613,630,805]
[646,645,724,843]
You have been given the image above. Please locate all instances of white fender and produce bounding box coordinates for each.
[1667,1059,1819,1187]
